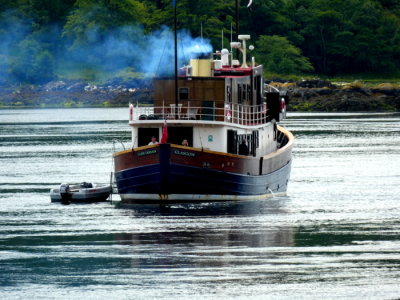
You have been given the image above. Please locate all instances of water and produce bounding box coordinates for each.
[1,108,399,299]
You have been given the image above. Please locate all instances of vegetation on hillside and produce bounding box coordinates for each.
[0,0,399,85]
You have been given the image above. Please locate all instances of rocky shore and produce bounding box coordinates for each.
[273,80,400,112]
[1,79,399,112]
[0,78,152,108]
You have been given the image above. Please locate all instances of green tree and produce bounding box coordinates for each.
[255,35,313,74]
[10,38,55,83]
[140,0,232,50]
[284,0,400,74]
[239,0,289,40]
[15,0,75,25]
[1,0,400,83]
[63,0,149,47]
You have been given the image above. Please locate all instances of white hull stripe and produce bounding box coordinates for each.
[119,192,287,202]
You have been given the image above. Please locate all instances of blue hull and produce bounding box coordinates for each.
[115,160,291,203]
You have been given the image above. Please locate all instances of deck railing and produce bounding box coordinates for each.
[131,102,270,126]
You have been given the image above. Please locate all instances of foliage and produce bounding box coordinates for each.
[10,38,55,84]
[255,35,313,74]
[63,0,148,47]
[0,0,400,84]
[285,0,400,74]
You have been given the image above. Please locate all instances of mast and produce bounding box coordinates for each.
[201,22,203,44]
[235,0,239,38]
[235,0,239,58]
[174,0,178,118]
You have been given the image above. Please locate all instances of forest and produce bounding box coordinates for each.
[0,0,399,85]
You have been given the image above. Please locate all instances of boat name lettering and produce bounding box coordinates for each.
[137,149,158,156]
[174,150,196,157]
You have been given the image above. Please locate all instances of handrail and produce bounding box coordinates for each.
[131,102,270,126]
[264,83,280,93]
[112,139,126,152]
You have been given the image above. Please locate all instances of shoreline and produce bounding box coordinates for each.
[1,79,399,112]
[272,80,400,112]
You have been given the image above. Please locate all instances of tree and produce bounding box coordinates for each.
[63,0,149,47]
[1,0,400,84]
[255,35,313,74]
[10,38,55,83]
[283,0,400,74]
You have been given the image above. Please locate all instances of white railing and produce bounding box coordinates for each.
[131,102,270,126]
[227,103,269,125]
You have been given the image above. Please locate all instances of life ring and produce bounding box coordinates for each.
[280,97,286,112]
[225,104,232,120]
[262,102,267,114]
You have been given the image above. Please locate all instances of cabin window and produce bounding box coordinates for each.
[138,128,159,147]
[167,126,193,145]
[256,76,262,104]
[227,130,238,154]
[201,101,215,121]
[238,85,242,103]
[179,87,189,100]
[242,84,247,101]
[238,135,250,156]
[226,86,231,102]
[235,131,259,156]
[251,130,259,156]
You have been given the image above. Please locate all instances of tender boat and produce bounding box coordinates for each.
[50,182,112,203]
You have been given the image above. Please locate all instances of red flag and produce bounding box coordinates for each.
[160,120,168,144]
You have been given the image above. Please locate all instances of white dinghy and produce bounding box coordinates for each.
[50,182,111,203]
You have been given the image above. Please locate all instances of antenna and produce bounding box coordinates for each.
[174,0,178,118]
[230,22,233,44]
[235,0,239,38]
[230,22,233,66]
[201,22,203,45]
[221,29,224,49]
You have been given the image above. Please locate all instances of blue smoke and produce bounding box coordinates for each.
[0,10,32,83]
[63,25,213,77]
[0,9,214,84]
[139,26,213,76]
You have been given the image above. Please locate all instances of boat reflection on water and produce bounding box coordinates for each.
[113,198,295,269]
[115,225,294,247]
[113,197,291,217]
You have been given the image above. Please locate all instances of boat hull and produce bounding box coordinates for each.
[116,161,291,204]
[113,128,293,204]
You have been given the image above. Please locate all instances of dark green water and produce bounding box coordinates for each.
[1,109,399,299]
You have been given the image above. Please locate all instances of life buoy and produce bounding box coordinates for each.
[129,104,134,121]
[280,97,286,112]
[225,104,232,120]
[262,102,267,114]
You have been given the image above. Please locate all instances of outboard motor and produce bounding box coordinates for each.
[59,183,72,204]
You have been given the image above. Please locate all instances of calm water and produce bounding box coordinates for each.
[0,108,399,299]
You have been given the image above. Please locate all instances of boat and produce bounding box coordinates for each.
[50,182,112,203]
[112,5,294,205]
